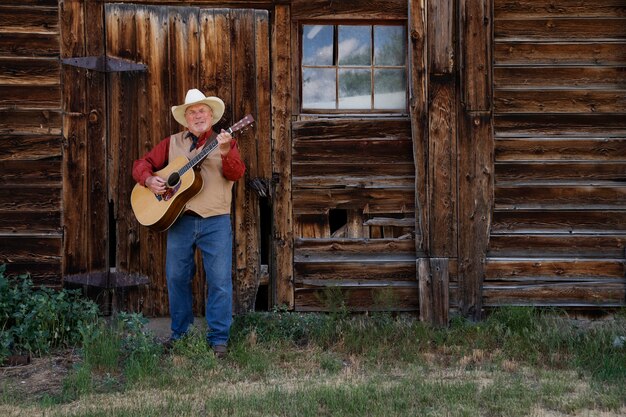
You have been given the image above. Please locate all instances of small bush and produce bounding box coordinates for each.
[0,264,100,361]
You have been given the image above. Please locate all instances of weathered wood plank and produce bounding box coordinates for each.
[271,4,293,308]
[200,8,232,127]
[428,79,457,257]
[295,287,419,312]
[107,3,141,314]
[3,260,62,287]
[428,0,454,74]
[293,138,414,163]
[460,0,492,111]
[0,160,60,184]
[0,134,60,161]
[495,184,626,209]
[488,234,626,257]
[0,6,58,33]
[494,89,626,113]
[494,42,626,65]
[295,213,330,238]
[290,0,407,20]
[293,174,415,189]
[408,0,428,254]
[485,258,626,280]
[293,188,415,214]
[494,114,626,137]
[0,109,62,135]
[0,85,60,107]
[0,186,60,211]
[296,237,416,253]
[0,210,60,234]
[495,161,626,182]
[294,259,416,281]
[483,282,626,307]
[254,10,272,181]
[495,19,626,40]
[0,32,58,57]
[495,137,626,161]
[0,57,59,84]
[232,8,261,313]
[457,112,493,319]
[494,66,626,89]
[292,118,412,140]
[169,7,199,115]
[134,4,170,317]
[293,162,415,177]
[492,211,626,234]
[84,0,108,277]
[494,0,626,18]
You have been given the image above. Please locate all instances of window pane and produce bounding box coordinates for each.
[374,26,406,66]
[302,25,333,65]
[338,26,371,66]
[302,68,336,109]
[338,69,371,109]
[374,69,406,109]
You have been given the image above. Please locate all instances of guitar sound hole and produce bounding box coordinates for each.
[167,172,180,188]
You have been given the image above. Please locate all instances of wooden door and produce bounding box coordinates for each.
[105,4,271,316]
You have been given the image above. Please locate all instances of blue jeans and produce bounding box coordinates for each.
[165,213,233,346]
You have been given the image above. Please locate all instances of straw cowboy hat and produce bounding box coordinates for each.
[171,88,225,127]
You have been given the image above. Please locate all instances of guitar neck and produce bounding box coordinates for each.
[178,126,235,176]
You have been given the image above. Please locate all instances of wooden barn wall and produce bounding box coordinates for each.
[0,0,63,286]
[288,0,421,312]
[106,4,269,316]
[487,0,626,308]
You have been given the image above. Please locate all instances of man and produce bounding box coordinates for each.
[132,88,246,357]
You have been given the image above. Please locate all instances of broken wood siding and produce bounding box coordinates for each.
[0,0,63,286]
[290,0,419,312]
[487,0,626,307]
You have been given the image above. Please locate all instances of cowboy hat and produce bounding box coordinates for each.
[171,88,225,127]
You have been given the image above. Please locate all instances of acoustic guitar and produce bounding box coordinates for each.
[130,114,254,232]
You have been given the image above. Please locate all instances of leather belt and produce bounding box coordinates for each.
[183,210,202,218]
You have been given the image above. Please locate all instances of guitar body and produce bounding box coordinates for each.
[130,155,203,232]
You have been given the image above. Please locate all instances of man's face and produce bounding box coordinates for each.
[184,103,213,136]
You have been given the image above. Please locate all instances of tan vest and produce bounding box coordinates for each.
[169,131,234,217]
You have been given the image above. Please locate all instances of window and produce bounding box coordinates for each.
[301,23,407,112]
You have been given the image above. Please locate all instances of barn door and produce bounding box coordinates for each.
[105,4,271,316]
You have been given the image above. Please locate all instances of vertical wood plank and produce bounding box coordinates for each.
[428,79,457,257]
[85,0,107,273]
[428,0,454,75]
[408,0,429,255]
[458,0,494,319]
[346,209,364,238]
[418,258,432,322]
[271,4,294,308]
[430,257,449,326]
[254,10,272,182]
[458,113,493,319]
[461,0,492,111]
[136,5,170,316]
[60,0,88,274]
[169,7,199,117]
[232,9,261,313]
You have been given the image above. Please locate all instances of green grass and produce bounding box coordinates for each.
[0,307,624,417]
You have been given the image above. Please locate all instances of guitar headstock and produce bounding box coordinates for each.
[228,114,255,135]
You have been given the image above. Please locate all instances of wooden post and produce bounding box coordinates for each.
[418,257,449,326]
[458,0,494,319]
[271,4,294,308]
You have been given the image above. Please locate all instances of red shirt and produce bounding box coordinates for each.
[132,130,246,186]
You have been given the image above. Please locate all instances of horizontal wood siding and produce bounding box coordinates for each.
[0,2,62,283]
[489,0,626,308]
[291,116,417,311]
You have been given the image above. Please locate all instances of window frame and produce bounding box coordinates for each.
[297,20,409,116]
